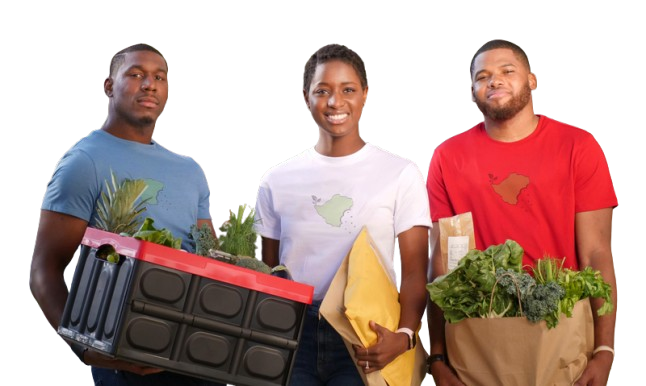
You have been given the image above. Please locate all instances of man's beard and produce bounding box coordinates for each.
[123,113,155,128]
[475,83,532,121]
[137,116,154,126]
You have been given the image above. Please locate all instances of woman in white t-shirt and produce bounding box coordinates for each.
[253,43,431,385]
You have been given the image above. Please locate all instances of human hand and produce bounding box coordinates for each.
[430,361,466,386]
[352,320,408,374]
[574,352,613,386]
[84,350,164,376]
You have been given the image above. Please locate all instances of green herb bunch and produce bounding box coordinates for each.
[427,240,614,329]
[218,204,258,258]
[193,205,292,277]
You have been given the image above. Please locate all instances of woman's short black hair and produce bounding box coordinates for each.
[303,44,368,91]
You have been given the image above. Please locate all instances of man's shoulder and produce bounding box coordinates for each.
[540,115,596,141]
[74,129,110,146]
[435,123,483,151]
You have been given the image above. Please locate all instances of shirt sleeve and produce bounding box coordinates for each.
[253,178,281,240]
[394,162,432,236]
[574,134,618,212]
[41,149,100,223]
[427,147,456,223]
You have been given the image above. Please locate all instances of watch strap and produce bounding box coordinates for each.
[428,353,446,363]
[395,327,416,350]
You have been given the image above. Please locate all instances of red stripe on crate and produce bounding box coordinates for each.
[81,227,314,304]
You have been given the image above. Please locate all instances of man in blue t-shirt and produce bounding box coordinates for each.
[29,43,223,386]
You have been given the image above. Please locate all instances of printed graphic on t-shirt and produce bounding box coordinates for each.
[489,173,530,205]
[141,179,164,205]
[312,194,353,227]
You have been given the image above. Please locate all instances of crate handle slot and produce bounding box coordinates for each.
[95,244,122,265]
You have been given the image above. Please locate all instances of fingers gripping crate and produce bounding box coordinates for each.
[58,227,313,386]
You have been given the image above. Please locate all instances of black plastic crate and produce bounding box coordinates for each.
[59,228,313,386]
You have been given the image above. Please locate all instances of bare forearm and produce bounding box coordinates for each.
[398,226,429,330]
[398,272,428,330]
[30,265,69,331]
[575,209,617,348]
[428,303,448,354]
[588,259,617,348]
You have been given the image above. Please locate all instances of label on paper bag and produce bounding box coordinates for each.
[439,212,475,274]
[448,236,470,271]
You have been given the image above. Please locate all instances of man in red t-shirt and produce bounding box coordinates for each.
[426,40,617,386]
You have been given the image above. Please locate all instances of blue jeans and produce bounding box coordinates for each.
[91,367,225,386]
[289,301,364,386]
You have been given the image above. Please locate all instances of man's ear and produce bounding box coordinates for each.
[471,86,476,102]
[529,73,537,91]
[104,78,113,97]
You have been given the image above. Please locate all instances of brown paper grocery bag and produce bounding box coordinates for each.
[445,298,594,386]
[320,228,427,386]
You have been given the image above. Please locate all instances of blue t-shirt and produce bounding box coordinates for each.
[42,130,211,252]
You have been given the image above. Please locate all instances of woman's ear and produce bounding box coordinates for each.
[303,89,310,109]
[362,86,368,106]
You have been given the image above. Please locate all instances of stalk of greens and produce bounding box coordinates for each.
[427,241,614,329]
[218,204,257,258]
[190,205,293,277]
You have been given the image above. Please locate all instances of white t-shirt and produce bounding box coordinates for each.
[254,143,431,300]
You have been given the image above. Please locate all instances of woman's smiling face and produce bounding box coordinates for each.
[305,60,368,140]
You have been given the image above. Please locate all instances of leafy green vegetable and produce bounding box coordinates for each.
[132,217,182,249]
[427,240,524,323]
[234,255,272,274]
[428,241,614,329]
[524,282,565,328]
[189,223,219,256]
[218,204,257,258]
[189,205,293,278]
[558,266,614,318]
[494,268,536,318]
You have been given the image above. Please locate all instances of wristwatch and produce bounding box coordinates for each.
[395,327,416,350]
[428,354,446,367]
[427,354,446,374]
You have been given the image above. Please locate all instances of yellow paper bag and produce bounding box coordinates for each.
[320,241,387,386]
[342,227,426,386]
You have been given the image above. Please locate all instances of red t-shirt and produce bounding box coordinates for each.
[427,115,618,269]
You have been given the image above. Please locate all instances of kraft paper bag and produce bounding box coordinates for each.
[438,212,475,272]
[320,227,427,386]
[445,298,594,386]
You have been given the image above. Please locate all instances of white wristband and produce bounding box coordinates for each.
[396,327,416,350]
[592,345,615,357]
[395,327,414,338]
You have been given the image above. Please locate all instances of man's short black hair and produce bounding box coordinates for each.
[470,39,530,77]
[109,43,166,78]
[303,44,368,91]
